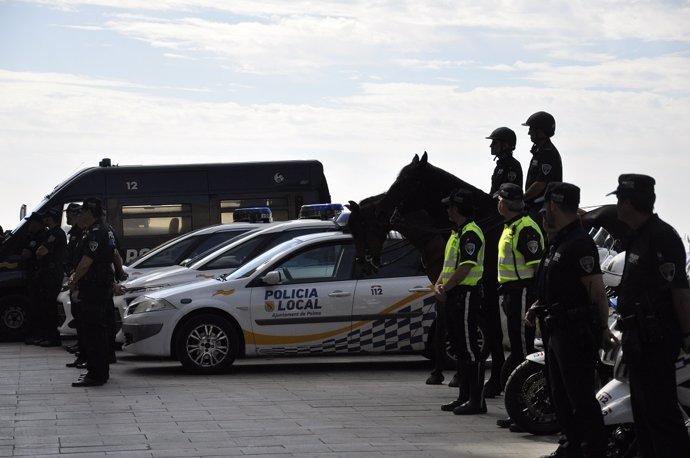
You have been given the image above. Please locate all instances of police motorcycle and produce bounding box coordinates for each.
[503,228,621,435]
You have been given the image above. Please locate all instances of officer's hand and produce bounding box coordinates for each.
[601,328,619,351]
[434,284,447,302]
[36,245,48,258]
[117,271,129,282]
[683,335,690,354]
[524,303,541,327]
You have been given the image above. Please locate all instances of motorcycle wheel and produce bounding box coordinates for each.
[504,359,560,435]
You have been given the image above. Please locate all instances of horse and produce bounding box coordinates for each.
[348,152,629,390]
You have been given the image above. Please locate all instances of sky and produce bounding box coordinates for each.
[1,0,690,244]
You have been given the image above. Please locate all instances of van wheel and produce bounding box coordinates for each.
[175,314,239,374]
[0,294,29,341]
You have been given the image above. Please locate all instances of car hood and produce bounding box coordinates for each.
[136,276,246,303]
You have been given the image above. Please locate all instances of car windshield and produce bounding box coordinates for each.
[220,238,302,280]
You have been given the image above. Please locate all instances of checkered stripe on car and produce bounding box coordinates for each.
[257,296,437,356]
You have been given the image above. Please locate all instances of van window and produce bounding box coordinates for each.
[221,198,290,223]
[122,204,192,237]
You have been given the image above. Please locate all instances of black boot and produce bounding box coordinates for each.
[441,361,469,411]
[453,361,487,415]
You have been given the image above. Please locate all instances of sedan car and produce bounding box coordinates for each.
[122,232,436,374]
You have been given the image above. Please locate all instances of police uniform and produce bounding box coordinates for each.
[22,212,47,344]
[490,155,523,196]
[35,208,67,345]
[536,183,605,457]
[65,206,86,363]
[493,184,544,388]
[438,190,487,415]
[525,140,562,203]
[73,199,116,385]
[610,174,690,457]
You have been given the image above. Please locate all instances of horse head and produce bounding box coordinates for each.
[346,196,390,276]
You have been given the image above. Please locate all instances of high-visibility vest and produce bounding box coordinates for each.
[458,221,484,286]
[497,215,543,284]
[439,222,485,287]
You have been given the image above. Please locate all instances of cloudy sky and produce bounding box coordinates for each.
[1,0,689,241]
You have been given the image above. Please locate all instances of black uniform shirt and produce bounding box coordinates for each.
[537,220,601,309]
[22,228,47,276]
[456,220,483,266]
[618,214,689,318]
[490,155,523,195]
[66,225,83,274]
[525,140,562,203]
[39,226,67,275]
[78,222,116,288]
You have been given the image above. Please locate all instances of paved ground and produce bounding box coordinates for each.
[0,342,559,457]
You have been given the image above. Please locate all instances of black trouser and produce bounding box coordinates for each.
[78,285,112,382]
[430,299,448,376]
[547,322,605,457]
[35,269,62,341]
[26,276,41,339]
[70,291,86,360]
[623,327,690,458]
[446,287,483,363]
[107,295,117,357]
[499,284,536,388]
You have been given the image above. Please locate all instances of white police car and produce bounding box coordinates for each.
[122,232,436,374]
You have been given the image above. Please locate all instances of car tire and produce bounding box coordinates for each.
[175,314,239,374]
[0,293,30,341]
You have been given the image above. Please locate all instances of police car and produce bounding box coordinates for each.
[57,222,263,337]
[122,231,436,374]
[112,219,345,341]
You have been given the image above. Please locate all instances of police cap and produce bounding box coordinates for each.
[486,127,517,149]
[80,197,103,215]
[522,111,556,137]
[535,182,580,209]
[65,203,81,214]
[24,211,44,222]
[492,183,523,201]
[44,207,62,220]
[606,174,655,197]
[441,188,474,216]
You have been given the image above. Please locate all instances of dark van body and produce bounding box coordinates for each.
[0,159,330,339]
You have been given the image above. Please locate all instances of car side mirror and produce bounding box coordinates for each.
[262,271,283,285]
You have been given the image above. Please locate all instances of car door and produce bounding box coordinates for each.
[352,238,434,354]
[247,240,357,355]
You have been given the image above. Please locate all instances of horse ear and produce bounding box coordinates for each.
[412,154,419,165]
[420,151,428,163]
[346,200,360,213]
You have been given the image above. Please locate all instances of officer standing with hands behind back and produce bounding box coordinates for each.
[526,182,616,458]
[608,174,690,457]
[67,198,116,387]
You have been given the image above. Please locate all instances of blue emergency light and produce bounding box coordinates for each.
[233,207,273,223]
[298,203,344,220]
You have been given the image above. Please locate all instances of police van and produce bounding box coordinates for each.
[122,231,436,374]
[0,158,330,340]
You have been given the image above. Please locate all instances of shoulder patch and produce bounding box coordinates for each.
[527,240,540,254]
[659,263,675,282]
[507,171,517,182]
[464,242,476,256]
[89,241,99,252]
[542,164,552,175]
[579,256,594,273]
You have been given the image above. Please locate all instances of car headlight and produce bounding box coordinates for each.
[127,298,176,315]
[123,284,171,294]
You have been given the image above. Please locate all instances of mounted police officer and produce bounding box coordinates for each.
[487,127,523,195]
[608,174,690,457]
[436,189,487,415]
[492,183,544,429]
[33,207,67,347]
[67,198,116,387]
[522,111,562,225]
[21,212,48,345]
[526,182,615,458]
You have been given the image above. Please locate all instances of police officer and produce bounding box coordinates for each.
[526,182,615,458]
[67,198,116,387]
[522,111,562,224]
[65,204,88,366]
[21,212,48,345]
[492,183,544,429]
[608,174,690,457]
[487,127,523,195]
[436,189,487,415]
[33,207,67,346]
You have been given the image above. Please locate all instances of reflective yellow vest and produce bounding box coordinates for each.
[440,222,485,287]
[497,215,543,284]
